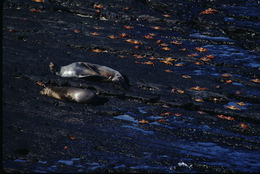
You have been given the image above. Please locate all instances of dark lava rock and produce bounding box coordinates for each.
[3,0,260,173]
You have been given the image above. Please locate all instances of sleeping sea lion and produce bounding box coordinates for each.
[40,86,96,103]
[49,61,126,84]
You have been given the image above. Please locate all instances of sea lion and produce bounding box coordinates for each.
[40,86,96,103]
[49,61,126,84]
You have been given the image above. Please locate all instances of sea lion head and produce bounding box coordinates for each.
[40,87,61,99]
[40,87,62,100]
[49,62,60,75]
[112,73,129,89]
[111,72,124,82]
[40,87,50,95]
[40,86,97,103]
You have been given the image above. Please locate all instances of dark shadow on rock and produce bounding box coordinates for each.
[80,75,107,82]
[89,96,109,106]
[13,148,30,156]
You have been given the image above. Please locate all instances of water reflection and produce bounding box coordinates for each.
[224,101,248,110]
[14,159,26,163]
[190,33,232,41]
[203,45,260,68]
[114,114,138,123]
[121,125,154,135]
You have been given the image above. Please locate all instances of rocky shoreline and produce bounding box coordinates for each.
[3,0,260,172]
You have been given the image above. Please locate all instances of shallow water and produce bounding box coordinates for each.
[204,44,260,68]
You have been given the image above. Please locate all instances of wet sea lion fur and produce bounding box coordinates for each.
[40,86,96,103]
[49,62,126,84]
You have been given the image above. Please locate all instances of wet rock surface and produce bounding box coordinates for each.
[3,0,260,172]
